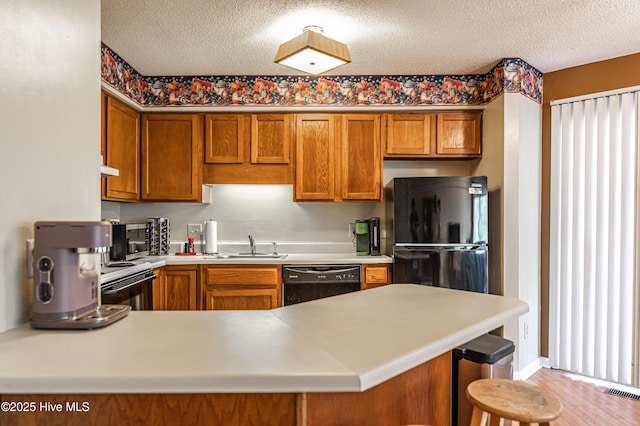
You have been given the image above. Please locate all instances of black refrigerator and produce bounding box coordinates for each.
[388,176,489,293]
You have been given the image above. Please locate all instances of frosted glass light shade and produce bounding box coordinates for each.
[274,28,351,75]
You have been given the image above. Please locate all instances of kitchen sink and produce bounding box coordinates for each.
[205,253,288,259]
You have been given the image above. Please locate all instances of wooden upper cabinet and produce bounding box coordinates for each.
[294,114,337,201]
[340,114,382,201]
[384,113,433,157]
[141,114,203,201]
[383,111,482,159]
[205,114,245,163]
[295,114,382,202]
[436,111,482,156]
[102,94,141,201]
[251,114,291,164]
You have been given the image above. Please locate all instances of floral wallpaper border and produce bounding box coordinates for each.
[101,43,542,108]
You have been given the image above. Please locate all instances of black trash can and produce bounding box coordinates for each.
[452,333,515,426]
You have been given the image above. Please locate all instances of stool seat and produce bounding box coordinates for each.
[466,378,563,425]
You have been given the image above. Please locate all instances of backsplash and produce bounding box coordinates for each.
[101,43,543,107]
[103,185,382,253]
[101,161,473,254]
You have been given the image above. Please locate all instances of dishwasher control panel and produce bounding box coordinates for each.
[282,265,361,284]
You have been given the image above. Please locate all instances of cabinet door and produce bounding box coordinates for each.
[102,95,140,201]
[141,114,203,201]
[436,111,482,156]
[205,288,278,310]
[294,114,337,201]
[384,113,433,157]
[161,266,198,310]
[205,114,244,163]
[151,267,165,310]
[251,114,291,164]
[340,114,382,201]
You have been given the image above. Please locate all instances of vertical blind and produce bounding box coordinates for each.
[549,90,638,385]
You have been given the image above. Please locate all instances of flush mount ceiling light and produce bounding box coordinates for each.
[274,25,351,75]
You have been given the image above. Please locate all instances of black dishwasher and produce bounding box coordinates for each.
[282,265,361,306]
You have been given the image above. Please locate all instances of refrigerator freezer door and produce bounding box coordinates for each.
[393,246,488,293]
[392,176,488,245]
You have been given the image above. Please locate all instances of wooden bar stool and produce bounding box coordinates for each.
[466,378,563,426]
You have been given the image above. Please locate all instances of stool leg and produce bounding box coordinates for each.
[469,406,489,426]
[488,414,503,426]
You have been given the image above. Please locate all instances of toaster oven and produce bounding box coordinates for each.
[109,223,148,261]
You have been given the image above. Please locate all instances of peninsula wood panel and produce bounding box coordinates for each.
[384,113,433,157]
[340,114,382,201]
[251,114,291,164]
[0,352,451,426]
[436,111,482,156]
[298,351,451,426]
[294,114,337,201]
[141,114,203,201]
[0,393,297,426]
[102,94,140,201]
[205,114,245,164]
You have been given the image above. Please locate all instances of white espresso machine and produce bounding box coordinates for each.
[30,221,130,329]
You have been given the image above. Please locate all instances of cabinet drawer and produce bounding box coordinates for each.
[364,265,390,284]
[204,266,280,285]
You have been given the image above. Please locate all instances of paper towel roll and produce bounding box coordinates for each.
[204,220,217,254]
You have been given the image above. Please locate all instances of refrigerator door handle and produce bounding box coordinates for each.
[396,244,487,251]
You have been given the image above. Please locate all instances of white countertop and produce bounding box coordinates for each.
[156,252,392,266]
[0,285,527,394]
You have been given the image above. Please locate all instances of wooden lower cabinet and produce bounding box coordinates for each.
[362,263,392,290]
[201,265,282,310]
[151,267,165,310]
[0,352,451,426]
[153,265,198,310]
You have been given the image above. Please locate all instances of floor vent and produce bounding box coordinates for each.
[604,387,640,401]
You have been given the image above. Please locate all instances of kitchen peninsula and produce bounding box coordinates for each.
[0,285,527,426]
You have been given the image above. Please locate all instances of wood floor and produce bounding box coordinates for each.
[525,367,640,425]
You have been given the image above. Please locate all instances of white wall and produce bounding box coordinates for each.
[0,0,101,332]
[473,93,542,377]
[510,94,542,375]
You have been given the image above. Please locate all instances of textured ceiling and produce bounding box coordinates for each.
[101,0,640,76]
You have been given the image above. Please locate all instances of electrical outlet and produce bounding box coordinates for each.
[523,321,529,340]
[348,223,356,238]
[187,224,202,237]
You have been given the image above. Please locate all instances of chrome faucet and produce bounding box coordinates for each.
[248,235,255,254]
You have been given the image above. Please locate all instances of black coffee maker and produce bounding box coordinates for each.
[356,217,381,256]
[368,217,381,256]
